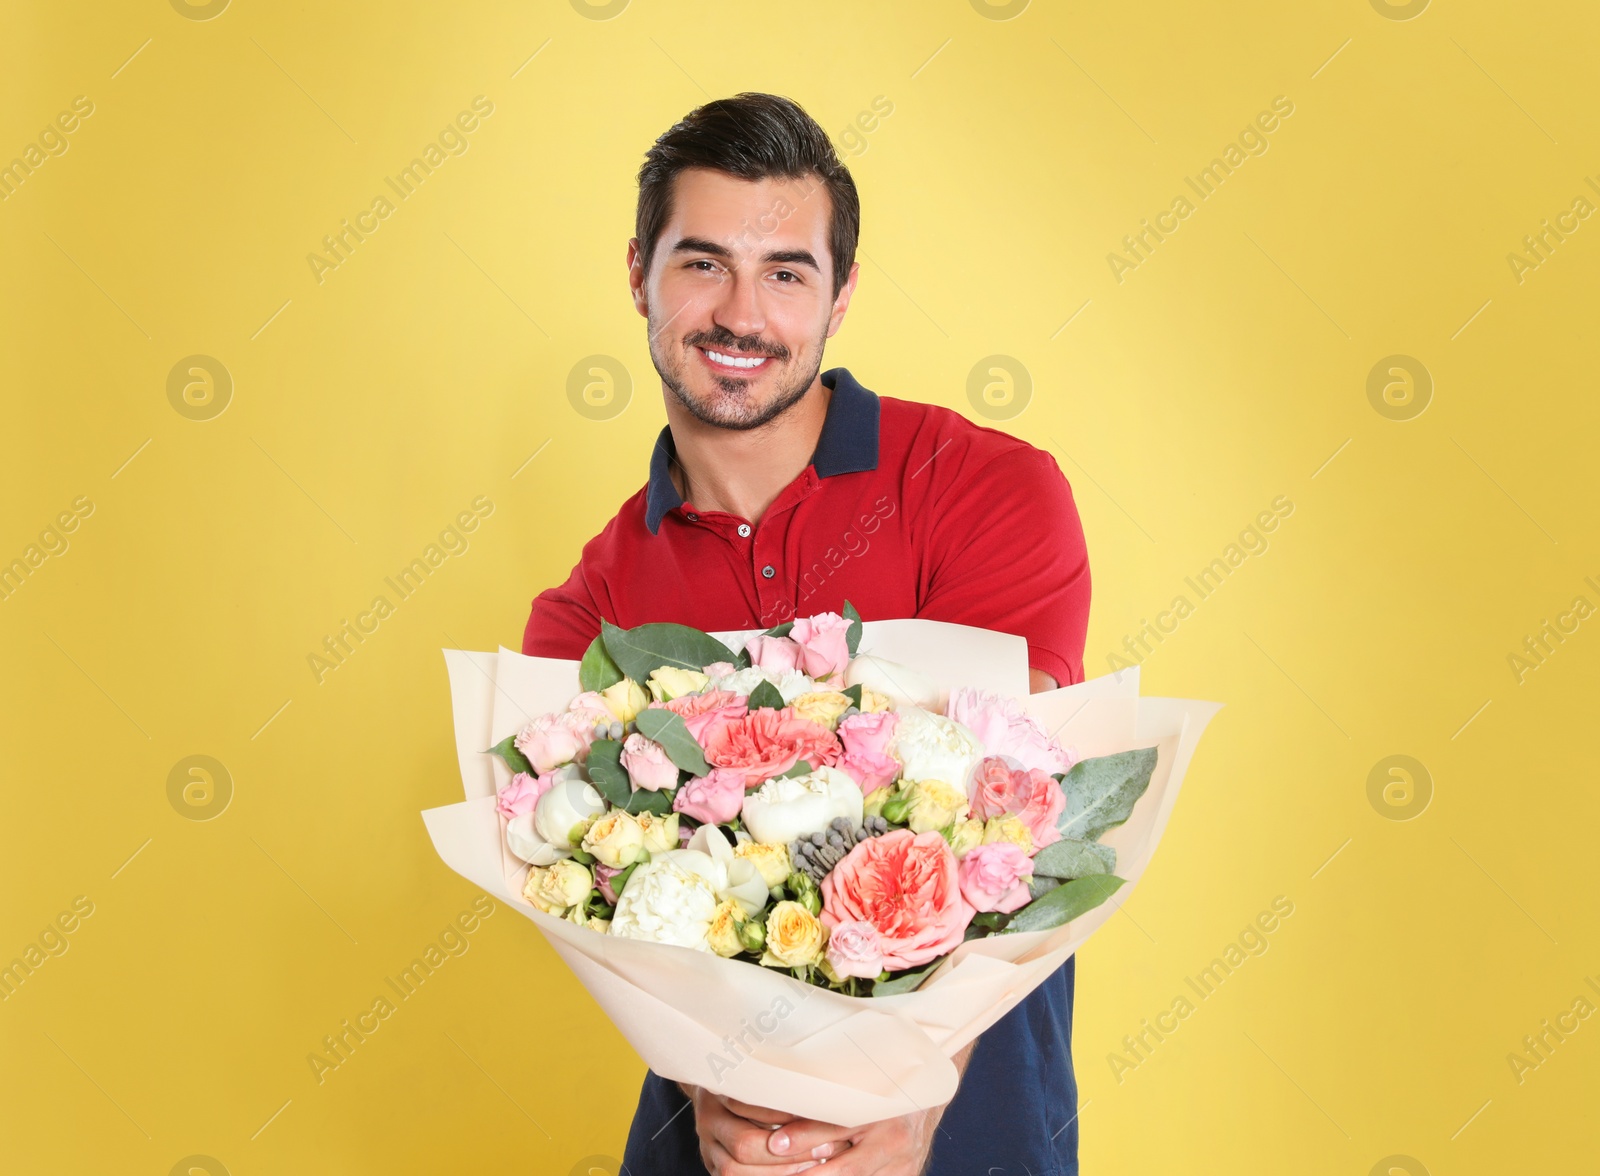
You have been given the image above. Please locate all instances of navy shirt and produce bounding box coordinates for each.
[522,367,1090,1173]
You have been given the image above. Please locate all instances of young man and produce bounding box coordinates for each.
[522,94,1091,1176]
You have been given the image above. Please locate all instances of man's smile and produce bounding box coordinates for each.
[697,345,774,373]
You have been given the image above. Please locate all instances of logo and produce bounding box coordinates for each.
[966,354,1031,421]
[167,755,234,822]
[167,355,233,421]
[1366,355,1431,421]
[567,355,631,420]
[1367,755,1432,822]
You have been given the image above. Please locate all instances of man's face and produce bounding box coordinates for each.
[629,167,857,431]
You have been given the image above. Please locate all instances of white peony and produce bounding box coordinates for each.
[741,765,864,846]
[889,707,984,791]
[681,824,771,915]
[505,811,570,866]
[710,665,822,703]
[533,776,607,848]
[844,653,944,711]
[609,856,721,950]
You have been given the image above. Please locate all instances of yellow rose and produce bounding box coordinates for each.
[947,817,984,859]
[634,810,680,855]
[600,678,648,723]
[706,899,748,958]
[790,691,853,730]
[982,814,1034,856]
[524,859,592,914]
[646,667,709,703]
[858,687,894,714]
[734,841,792,888]
[904,778,969,834]
[582,810,646,868]
[564,907,610,933]
[761,900,827,967]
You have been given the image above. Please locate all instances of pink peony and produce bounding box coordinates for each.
[658,689,748,746]
[514,710,600,773]
[495,770,554,819]
[836,748,900,796]
[946,688,1075,776]
[620,732,680,792]
[672,767,747,825]
[968,756,1066,849]
[825,920,885,980]
[958,842,1034,913]
[821,829,975,970]
[702,706,842,782]
[744,634,805,674]
[790,612,853,679]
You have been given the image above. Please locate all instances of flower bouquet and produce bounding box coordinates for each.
[424,609,1219,1125]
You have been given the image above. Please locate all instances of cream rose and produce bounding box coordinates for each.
[646,667,710,703]
[904,778,970,834]
[600,677,649,723]
[635,810,681,855]
[705,899,749,958]
[733,840,792,888]
[581,810,647,868]
[982,814,1034,856]
[946,817,985,859]
[523,859,592,914]
[789,691,853,731]
[761,900,827,967]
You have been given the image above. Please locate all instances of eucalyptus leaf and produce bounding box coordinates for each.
[578,634,625,693]
[1005,874,1125,934]
[633,708,711,775]
[763,620,796,639]
[585,740,631,808]
[777,759,815,779]
[842,599,863,656]
[746,680,785,711]
[485,734,533,776]
[871,959,942,997]
[1027,873,1063,901]
[1055,747,1159,842]
[1031,838,1117,880]
[623,787,675,817]
[600,619,736,685]
[841,683,863,709]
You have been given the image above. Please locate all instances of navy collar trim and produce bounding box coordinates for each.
[644,367,880,534]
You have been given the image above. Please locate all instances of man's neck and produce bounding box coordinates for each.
[664,378,831,527]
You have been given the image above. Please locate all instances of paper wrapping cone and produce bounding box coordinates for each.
[422,621,1220,1126]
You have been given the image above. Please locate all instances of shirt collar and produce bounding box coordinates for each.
[645,366,880,534]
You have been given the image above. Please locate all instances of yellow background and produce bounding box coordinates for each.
[2,0,1596,1172]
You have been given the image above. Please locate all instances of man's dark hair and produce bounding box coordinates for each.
[635,93,860,301]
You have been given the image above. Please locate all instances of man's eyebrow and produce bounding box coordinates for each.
[668,236,822,273]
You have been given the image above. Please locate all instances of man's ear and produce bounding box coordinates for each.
[824,260,860,339]
[627,237,649,317]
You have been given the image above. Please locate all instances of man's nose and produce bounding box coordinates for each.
[710,267,767,345]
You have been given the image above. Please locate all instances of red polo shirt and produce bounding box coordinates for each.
[521,367,1091,686]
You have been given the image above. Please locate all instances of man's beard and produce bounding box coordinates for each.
[650,316,826,432]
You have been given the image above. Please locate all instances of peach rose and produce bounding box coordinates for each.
[968,756,1065,849]
[702,706,842,782]
[820,829,975,970]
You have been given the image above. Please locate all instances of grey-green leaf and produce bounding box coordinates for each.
[746,680,785,711]
[842,599,863,656]
[623,787,675,817]
[871,959,942,996]
[633,708,711,775]
[585,740,631,808]
[1031,838,1117,880]
[600,619,736,685]
[1027,874,1063,901]
[1006,874,1125,934]
[486,734,533,776]
[578,634,624,693]
[1055,747,1159,842]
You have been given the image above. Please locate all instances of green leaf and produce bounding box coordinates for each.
[623,787,675,817]
[1027,874,1063,901]
[600,619,736,686]
[1005,874,1125,934]
[871,959,943,997]
[585,740,631,808]
[1031,838,1117,880]
[578,634,624,693]
[633,708,711,775]
[763,620,796,639]
[485,734,533,776]
[1055,747,1159,842]
[777,759,815,779]
[842,599,863,656]
[971,911,1010,931]
[841,683,863,709]
[746,680,785,711]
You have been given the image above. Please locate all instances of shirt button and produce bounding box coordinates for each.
[737,523,752,537]
[761,565,775,579]
[685,512,698,521]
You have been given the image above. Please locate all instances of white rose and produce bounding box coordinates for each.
[610,856,721,950]
[533,776,607,848]
[710,666,822,703]
[741,765,864,847]
[844,653,944,711]
[505,811,570,866]
[889,707,983,792]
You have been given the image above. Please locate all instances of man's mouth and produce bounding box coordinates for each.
[697,345,773,373]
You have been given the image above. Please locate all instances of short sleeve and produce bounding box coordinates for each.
[915,446,1091,686]
[521,520,621,659]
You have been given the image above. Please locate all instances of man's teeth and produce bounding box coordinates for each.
[705,349,768,369]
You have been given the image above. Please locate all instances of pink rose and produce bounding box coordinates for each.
[790,612,853,679]
[837,748,900,796]
[825,920,885,980]
[968,757,1066,849]
[513,711,599,773]
[702,706,842,782]
[594,861,624,905]
[958,842,1034,913]
[821,829,975,970]
[495,770,553,819]
[672,767,747,825]
[568,690,615,722]
[946,688,1075,776]
[744,634,805,674]
[659,689,748,746]
[620,732,679,792]
[838,711,900,759]
[702,660,737,679]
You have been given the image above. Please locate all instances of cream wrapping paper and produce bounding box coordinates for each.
[422,619,1220,1126]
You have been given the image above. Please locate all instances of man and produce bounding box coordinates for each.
[522,93,1091,1176]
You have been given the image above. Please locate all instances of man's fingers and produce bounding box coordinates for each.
[765,1117,858,1160]
[718,1095,798,1126]
[704,1137,825,1175]
[702,1096,820,1168]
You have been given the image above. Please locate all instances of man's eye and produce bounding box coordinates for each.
[773,270,800,283]
[690,260,718,272]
